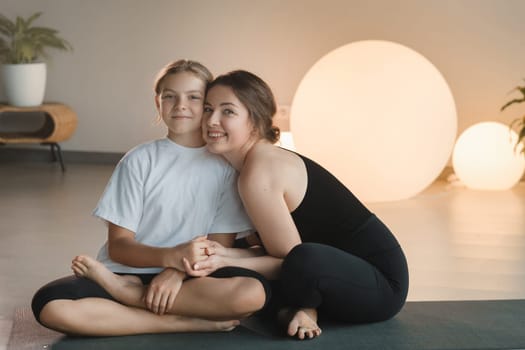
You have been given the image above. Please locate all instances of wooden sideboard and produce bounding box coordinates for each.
[0,103,78,171]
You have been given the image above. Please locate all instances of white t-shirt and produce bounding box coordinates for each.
[94,138,253,273]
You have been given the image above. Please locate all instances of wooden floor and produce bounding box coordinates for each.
[0,161,524,347]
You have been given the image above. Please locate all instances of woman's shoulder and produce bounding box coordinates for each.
[241,144,299,185]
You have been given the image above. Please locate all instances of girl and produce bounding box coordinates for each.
[195,70,409,340]
[31,60,270,336]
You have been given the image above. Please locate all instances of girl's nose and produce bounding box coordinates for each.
[174,97,187,111]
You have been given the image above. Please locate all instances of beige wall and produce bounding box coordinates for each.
[1,0,524,153]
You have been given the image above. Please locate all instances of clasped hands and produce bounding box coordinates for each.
[144,236,227,315]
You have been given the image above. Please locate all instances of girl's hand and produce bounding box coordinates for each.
[165,236,212,270]
[205,239,227,257]
[144,268,185,315]
[182,254,226,277]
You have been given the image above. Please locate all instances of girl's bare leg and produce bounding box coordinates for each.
[278,307,322,340]
[72,255,266,320]
[39,298,239,336]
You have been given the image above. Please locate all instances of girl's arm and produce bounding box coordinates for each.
[107,223,210,271]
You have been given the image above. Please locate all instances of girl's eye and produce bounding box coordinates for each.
[203,106,213,113]
[190,95,202,100]
[161,94,173,100]
[223,109,235,116]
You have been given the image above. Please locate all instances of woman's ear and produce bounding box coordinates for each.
[251,124,260,136]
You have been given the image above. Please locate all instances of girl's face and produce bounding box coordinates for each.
[203,85,255,155]
[156,72,206,145]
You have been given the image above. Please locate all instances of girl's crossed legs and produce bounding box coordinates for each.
[33,256,268,336]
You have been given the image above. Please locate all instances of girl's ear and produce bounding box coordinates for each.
[154,95,160,110]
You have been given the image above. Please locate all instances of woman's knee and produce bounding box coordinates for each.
[282,243,324,278]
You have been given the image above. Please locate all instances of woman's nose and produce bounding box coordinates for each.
[206,111,219,125]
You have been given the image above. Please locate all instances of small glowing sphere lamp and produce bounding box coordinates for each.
[291,40,457,202]
[452,122,525,190]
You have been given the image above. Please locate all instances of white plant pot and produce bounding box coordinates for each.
[1,63,47,107]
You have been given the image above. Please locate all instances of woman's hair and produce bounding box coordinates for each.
[154,59,213,94]
[207,70,280,143]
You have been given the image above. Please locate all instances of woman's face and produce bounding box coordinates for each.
[156,72,206,143]
[203,85,254,155]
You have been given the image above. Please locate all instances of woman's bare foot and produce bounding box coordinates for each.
[278,307,322,340]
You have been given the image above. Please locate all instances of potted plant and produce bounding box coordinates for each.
[501,82,525,157]
[0,12,72,107]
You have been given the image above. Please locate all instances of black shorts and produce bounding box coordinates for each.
[31,266,271,324]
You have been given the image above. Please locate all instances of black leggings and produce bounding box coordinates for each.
[31,266,271,324]
[280,215,409,323]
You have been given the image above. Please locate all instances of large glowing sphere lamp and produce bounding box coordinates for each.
[452,121,525,190]
[291,40,457,202]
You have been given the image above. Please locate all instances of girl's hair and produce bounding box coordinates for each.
[154,59,213,94]
[207,70,280,143]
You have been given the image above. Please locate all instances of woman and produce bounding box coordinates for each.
[197,70,409,340]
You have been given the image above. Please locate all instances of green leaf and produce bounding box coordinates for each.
[0,13,16,36]
[501,98,525,111]
[501,84,525,111]
[518,127,525,144]
[25,12,42,28]
[0,11,72,64]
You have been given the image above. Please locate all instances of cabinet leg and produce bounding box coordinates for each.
[42,142,66,172]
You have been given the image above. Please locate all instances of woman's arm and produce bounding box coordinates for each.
[202,234,278,278]
[207,233,266,258]
[185,234,280,279]
[237,161,302,259]
[185,253,283,280]
[184,154,302,278]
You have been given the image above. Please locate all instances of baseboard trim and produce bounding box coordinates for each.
[0,145,123,165]
[438,165,525,181]
[1,147,524,180]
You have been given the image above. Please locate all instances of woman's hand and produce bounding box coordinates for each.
[205,239,228,257]
[144,268,185,315]
[182,254,227,277]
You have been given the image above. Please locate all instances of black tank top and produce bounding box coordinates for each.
[290,153,372,245]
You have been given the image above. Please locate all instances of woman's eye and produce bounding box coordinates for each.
[161,94,173,100]
[223,109,235,116]
[203,106,213,113]
[190,95,202,100]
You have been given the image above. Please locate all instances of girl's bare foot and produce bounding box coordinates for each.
[278,307,322,340]
[71,255,142,297]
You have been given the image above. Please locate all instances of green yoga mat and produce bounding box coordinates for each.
[8,299,525,350]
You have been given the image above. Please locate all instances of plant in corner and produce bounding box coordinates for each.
[0,12,73,107]
[501,81,525,157]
